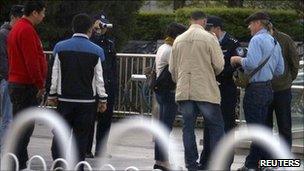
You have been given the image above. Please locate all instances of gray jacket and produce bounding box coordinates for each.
[0,22,11,80]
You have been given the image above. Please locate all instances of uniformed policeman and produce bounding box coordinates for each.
[206,15,242,134]
[204,15,243,170]
[86,12,117,158]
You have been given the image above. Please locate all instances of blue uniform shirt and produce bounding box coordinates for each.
[241,29,284,83]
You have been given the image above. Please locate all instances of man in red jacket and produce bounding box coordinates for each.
[7,1,47,169]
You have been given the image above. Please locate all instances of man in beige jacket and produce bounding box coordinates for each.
[169,11,225,170]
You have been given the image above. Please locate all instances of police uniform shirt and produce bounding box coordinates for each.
[216,32,242,83]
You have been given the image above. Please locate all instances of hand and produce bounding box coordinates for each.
[230,56,242,67]
[98,101,107,113]
[36,88,45,99]
[47,98,58,107]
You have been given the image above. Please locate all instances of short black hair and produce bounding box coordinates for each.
[166,22,187,39]
[190,11,206,20]
[23,0,46,16]
[72,13,93,34]
[10,5,24,18]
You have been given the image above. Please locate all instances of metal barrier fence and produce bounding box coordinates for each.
[44,51,156,115]
[44,49,304,123]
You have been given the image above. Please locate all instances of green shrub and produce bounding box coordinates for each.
[134,7,303,42]
[132,13,175,40]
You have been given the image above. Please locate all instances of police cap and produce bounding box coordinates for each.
[207,15,223,28]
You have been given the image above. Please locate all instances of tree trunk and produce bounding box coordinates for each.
[227,0,244,7]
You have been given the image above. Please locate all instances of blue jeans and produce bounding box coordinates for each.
[243,83,273,169]
[154,90,177,162]
[178,100,225,170]
[0,79,13,148]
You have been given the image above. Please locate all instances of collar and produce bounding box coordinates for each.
[21,17,34,26]
[189,24,205,30]
[72,33,89,39]
[218,31,226,43]
[255,28,268,36]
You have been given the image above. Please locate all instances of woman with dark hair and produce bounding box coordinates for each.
[153,22,187,171]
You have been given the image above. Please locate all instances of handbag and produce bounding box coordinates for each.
[153,65,175,92]
[233,39,277,88]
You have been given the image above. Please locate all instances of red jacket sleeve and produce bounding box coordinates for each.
[19,26,47,89]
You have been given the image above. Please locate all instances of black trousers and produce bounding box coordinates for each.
[264,88,292,160]
[219,83,237,133]
[8,83,37,170]
[267,88,292,148]
[86,86,115,156]
[209,82,237,170]
[51,101,96,167]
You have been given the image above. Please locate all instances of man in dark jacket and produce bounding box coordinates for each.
[204,15,242,170]
[207,15,241,135]
[0,5,23,149]
[267,26,299,149]
[86,12,117,158]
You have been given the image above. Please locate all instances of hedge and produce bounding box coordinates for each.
[132,13,175,40]
[133,7,304,42]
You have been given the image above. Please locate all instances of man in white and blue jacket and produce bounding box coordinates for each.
[47,13,108,168]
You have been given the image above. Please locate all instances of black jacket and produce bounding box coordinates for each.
[49,34,107,102]
[90,34,117,90]
[216,32,241,85]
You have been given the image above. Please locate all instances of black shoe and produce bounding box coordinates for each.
[85,152,94,158]
[153,164,170,171]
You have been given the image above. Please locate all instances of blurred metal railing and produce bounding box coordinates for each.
[44,47,304,124]
[115,53,155,115]
[44,51,156,115]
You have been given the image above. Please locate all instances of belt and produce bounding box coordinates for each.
[248,81,271,87]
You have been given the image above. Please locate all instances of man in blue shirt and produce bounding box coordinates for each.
[230,12,284,170]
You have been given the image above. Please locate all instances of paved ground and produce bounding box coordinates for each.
[24,121,248,170]
[2,119,303,170]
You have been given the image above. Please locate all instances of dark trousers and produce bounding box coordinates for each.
[218,83,237,169]
[178,100,224,170]
[87,86,115,156]
[154,90,177,162]
[219,83,237,132]
[243,83,273,169]
[266,88,292,157]
[51,101,96,167]
[8,83,37,169]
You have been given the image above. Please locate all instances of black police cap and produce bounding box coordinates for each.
[245,11,270,24]
[94,11,109,24]
[207,15,223,28]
